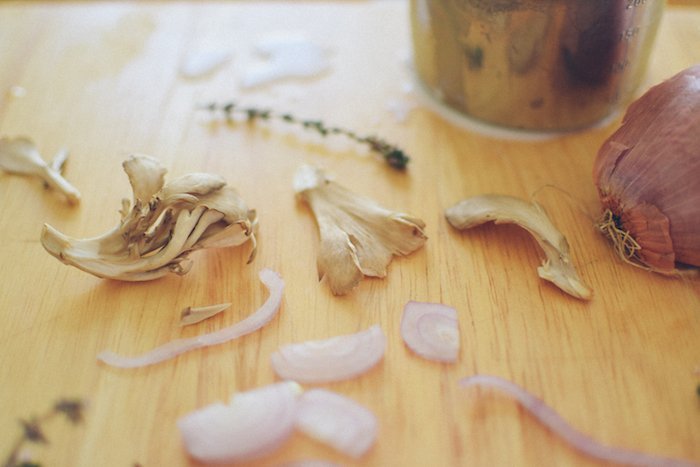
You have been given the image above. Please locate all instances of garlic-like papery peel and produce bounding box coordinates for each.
[294,165,427,295]
[0,136,81,204]
[41,154,257,281]
[445,194,591,300]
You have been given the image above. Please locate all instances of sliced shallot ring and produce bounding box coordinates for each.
[97,269,284,368]
[401,301,459,362]
[180,302,231,326]
[178,381,301,464]
[270,325,386,383]
[295,389,378,459]
[460,375,696,467]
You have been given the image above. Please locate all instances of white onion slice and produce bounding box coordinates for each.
[98,269,284,368]
[296,389,378,459]
[401,301,459,362]
[178,381,301,464]
[270,325,386,383]
[460,375,696,467]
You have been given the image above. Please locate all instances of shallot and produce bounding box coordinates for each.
[97,268,284,368]
[270,325,386,383]
[178,381,301,464]
[400,301,459,363]
[460,374,697,467]
[594,64,700,274]
[295,389,378,459]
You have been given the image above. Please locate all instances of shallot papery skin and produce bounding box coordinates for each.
[460,375,697,467]
[401,301,460,363]
[295,389,378,459]
[270,325,386,383]
[97,269,284,368]
[593,64,700,273]
[178,381,302,464]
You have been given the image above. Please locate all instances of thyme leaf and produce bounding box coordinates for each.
[201,102,410,171]
[20,420,47,444]
[3,399,86,467]
[54,399,85,425]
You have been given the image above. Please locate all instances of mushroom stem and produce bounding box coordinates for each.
[0,136,80,204]
[445,194,592,300]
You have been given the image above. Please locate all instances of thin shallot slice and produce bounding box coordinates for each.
[178,381,302,464]
[270,325,386,383]
[97,269,284,368]
[460,374,697,467]
[295,389,378,459]
[401,301,459,363]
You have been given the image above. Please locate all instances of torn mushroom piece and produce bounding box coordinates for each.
[180,303,231,327]
[445,194,592,300]
[0,136,80,204]
[294,165,427,295]
[41,154,257,281]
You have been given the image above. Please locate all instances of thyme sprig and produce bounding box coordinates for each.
[201,102,410,171]
[3,399,85,467]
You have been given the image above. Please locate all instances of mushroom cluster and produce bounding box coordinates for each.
[41,155,257,281]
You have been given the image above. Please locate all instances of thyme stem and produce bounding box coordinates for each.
[201,102,410,170]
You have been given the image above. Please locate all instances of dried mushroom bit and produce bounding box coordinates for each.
[180,303,231,327]
[41,154,257,281]
[445,194,591,300]
[0,136,80,204]
[294,164,427,295]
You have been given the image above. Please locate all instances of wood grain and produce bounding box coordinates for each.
[1,2,698,466]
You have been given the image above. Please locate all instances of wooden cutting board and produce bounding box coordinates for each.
[1,2,698,466]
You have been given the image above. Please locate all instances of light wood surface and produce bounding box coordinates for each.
[1,2,699,466]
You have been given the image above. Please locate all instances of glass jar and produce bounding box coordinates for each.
[410,0,665,131]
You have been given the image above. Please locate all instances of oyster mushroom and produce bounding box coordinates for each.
[294,164,427,295]
[41,154,257,281]
[445,194,591,300]
[0,136,80,204]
